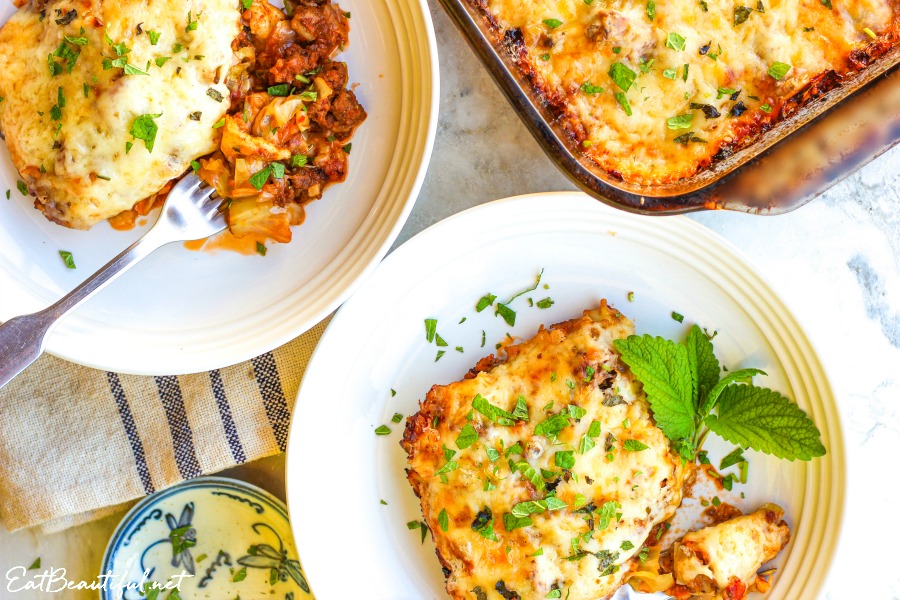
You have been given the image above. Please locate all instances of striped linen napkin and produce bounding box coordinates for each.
[0,318,328,534]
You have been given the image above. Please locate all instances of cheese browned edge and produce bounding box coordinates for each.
[402,301,685,600]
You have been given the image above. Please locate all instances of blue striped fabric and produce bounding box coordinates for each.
[153,375,203,480]
[107,372,155,495]
[251,353,291,452]
[209,369,247,464]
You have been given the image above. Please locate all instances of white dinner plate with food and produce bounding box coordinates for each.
[286,192,844,599]
[0,0,438,374]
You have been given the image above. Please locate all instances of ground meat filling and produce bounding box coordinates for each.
[201,0,366,243]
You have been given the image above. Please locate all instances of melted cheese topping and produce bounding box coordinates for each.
[403,302,685,600]
[673,504,791,593]
[480,0,898,184]
[0,0,240,229]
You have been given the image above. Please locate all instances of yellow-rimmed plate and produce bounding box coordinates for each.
[286,192,844,599]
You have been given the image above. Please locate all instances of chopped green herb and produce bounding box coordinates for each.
[543,18,563,29]
[186,11,199,32]
[666,32,686,51]
[608,62,637,91]
[439,508,449,532]
[646,0,656,20]
[130,113,162,152]
[767,61,791,80]
[614,92,632,116]
[375,425,391,435]
[555,450,576,469]
[623,439,650,452]
[666,115,693,130]
[734,6,753,25]
[580,82,604,94]
[456,423,478,449]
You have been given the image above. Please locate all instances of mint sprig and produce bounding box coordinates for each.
[613,324,825,462]
[705,385,826,460]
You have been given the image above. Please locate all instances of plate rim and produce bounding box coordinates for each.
[0,0,440,375]
[285,191,846,599]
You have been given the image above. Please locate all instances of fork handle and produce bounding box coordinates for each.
[0,228,169,389]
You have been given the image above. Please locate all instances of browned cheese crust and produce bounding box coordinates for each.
[402,301,685,600]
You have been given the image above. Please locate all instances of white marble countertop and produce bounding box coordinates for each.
[3,1,900,598]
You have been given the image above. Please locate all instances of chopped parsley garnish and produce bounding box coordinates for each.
[646,0,656,20]
[543,18,563,29]
[580,82,604,94]
[212,117,225,129]
[291,154,308,167]
[148,30,161,45]
[242,0,254,8]
[536,297,554,309]
[671,310,685,322]
[206,88,225,103]
[129,113,162,152]
[638,58,655,73]
[761,103,773,113]
[155,57,172,67]
[767,61,791,80]
[374,425,391,435]
[821,0,833,8]
[663,68,676,79]
[256,241,267,256]
[439,508,449,532]
[58,250,76,269]
[666,32,686,51]
[391,413,403,423]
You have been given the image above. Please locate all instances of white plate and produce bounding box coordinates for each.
[0,0,438,374]
[286,193,845,599]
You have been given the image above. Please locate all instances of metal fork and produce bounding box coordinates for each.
[0,174,225,389]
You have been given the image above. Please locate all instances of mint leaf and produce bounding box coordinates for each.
[700,368,767,416]
[473,394,516,426]
[514,461,545,491]
[704,385,826,460]
[456,424,478,449]
[613,335,695,441]
[685,324,719,410]
[511,500,546,517]
[503,513,533,531]
[533,413,570,440]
